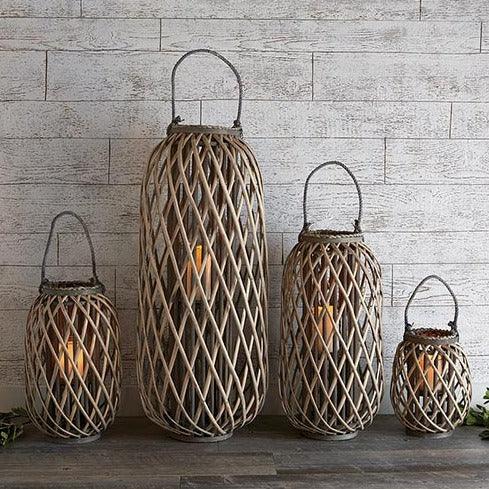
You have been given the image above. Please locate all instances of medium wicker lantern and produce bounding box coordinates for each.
[25,211,121,443]
[138,49,268,442]
[279,161,384,440]
[391,275,471,438]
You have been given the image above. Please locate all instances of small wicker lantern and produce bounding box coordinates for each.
[279,161,384,440]
[25,211,121,443]
[138,49,268,442]
[391,275,471,438]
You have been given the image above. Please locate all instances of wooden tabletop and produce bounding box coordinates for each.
[1,415,488,488]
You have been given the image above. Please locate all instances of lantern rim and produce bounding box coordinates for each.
[39,279,105,296]
[167,123,242,137]
[403,327,459,346]
[299,229,364,244]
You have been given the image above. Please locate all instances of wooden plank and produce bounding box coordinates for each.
[0,185,138,233]
[59,232,138,266]
[0,265,115,309]
[314,53,489,102]
[284,230,489,265]
[252,138,384,185]
[48,51,312,101]
[109,138,159,184]
[0,310,27,360]
[422,0,489,20]
[392,263,489,306]
[118,309,137,359]
[0,234,50,266]
[451,103,489,138]
[0,450,276,479]
[115,265,137,309]
[181,470,489,489]
[268,233,283,266]
[219,414,484,451]
[160,19,480,53]
[0,18,160,51]
[0,101,199,138]
[0,138,109,184]
[203,101,450,138]
[386,139,489,184]
[274,447,489,473]
[266,184,489,233]
[0,52,45,101]
[82,0,418,20]
[0,360,24,385]
[0,0,80,17]
[109,137,384,185]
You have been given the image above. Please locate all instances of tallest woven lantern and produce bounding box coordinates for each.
[138,49,268,442]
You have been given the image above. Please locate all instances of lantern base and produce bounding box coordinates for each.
[168,432,233,443]
[49,433,101,444]
[301,431,358,441]
[405,429,453,439]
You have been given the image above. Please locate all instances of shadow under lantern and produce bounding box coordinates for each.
[279,161,384,440]
[138,50,268,442]
[25,211,121,443]
[391,275,471,438]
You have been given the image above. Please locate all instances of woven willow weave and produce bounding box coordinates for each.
[280,162,383,440]
[25,212,121,442]
[138,50,268,441]
[391,275,471,437]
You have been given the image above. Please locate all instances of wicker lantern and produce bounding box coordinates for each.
[25,211,121,443]
[391,275,471,438]
[138,49,268,442]
[279,161,384,440]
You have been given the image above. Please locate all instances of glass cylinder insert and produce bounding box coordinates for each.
[138,50,268,441]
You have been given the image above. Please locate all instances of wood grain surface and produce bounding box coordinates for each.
[0,416,488,488]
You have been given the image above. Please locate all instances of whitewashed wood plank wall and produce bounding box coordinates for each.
[0,0,488,415]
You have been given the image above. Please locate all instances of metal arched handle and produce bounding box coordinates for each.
[171,49,243,129]
[302,161,363,233]
[41,211,99,285]
[404,275,458,333]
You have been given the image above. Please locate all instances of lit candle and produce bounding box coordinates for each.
[186,244,212,299]
[418,351,442,391]
[314,305,334,352]
[59,337,84,377]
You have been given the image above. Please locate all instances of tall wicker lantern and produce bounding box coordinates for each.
[279,161,383,440]
[25,211,121,443]
[391,275,471,438]
[138,49,268,442]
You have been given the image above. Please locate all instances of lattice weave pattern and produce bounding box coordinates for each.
[25,292,121,440]
[138,129,268,439]
[391,337,471,435]
[280,236,384,437]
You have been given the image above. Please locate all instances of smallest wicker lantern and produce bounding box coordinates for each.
[25,211,121,443]
[391,275,471,438]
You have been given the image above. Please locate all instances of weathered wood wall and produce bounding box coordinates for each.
[0,0,488,415]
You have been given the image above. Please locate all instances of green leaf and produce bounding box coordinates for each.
[0,407,30,448]
[480,430,489,440]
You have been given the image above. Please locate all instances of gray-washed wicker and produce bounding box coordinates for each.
[391,275,472,438]
[138,50,268,442]
[279,161,384,440]
[25,211,121,443]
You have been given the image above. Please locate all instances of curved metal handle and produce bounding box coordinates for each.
[404,275,458,333]
[41,211,98,285]
[302,161,363,233]
[171,49,243,129]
